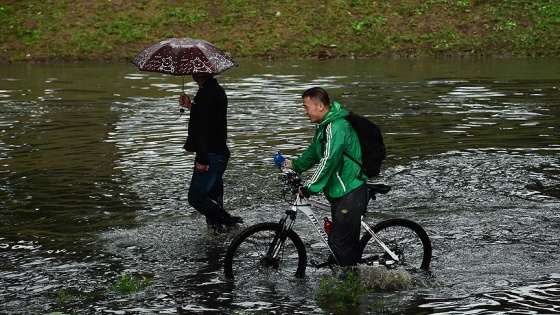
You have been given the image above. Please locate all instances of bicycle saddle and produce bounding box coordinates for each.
[367,183,391,195]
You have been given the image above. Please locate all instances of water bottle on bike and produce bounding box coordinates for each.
[274,151,286,170]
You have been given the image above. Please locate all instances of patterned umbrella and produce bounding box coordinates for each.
[131,38,238,77]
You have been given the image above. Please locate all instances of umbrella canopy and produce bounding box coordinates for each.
[131,38,238,76]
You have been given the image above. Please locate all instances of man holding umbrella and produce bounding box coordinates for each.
[132,38,242,233]
[180,74,243,232]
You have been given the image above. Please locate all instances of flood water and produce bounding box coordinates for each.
[1,58,559,314]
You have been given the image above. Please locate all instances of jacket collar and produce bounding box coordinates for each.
[319,101,347,127]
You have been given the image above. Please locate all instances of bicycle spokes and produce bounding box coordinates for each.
[224,222,307,280]
[259,254,280,270]
[360,218,432,271]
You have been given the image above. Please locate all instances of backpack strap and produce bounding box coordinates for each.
[322,121,365,173]
[343,151,364,170]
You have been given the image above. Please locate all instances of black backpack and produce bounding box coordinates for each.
[342,112,386,178]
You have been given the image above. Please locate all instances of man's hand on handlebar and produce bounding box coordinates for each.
[284,160,292,169]
[298,187,310,198]
[282,160,308,197]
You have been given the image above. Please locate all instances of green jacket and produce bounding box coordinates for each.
[291,101,367,201]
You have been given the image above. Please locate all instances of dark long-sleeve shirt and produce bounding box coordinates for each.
[183,78,230,164]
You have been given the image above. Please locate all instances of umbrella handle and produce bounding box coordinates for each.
[179,77,189,120]
[176,110,184,121]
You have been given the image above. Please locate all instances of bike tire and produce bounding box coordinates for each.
[360,218,432,270]
[223,222,307,280]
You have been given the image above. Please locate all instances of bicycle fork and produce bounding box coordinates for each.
[265,212,295,266]
[361,219,400,262]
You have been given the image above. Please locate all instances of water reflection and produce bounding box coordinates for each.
[421,274,560,314]
[0,59,559,314]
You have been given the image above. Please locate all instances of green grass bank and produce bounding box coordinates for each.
[1,0,559,62]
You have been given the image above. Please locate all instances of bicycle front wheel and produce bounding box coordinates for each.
[360,218,432,271]
[223,222,307,281]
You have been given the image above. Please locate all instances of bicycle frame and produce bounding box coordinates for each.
[292,195,330,246]
[286,193,400,265]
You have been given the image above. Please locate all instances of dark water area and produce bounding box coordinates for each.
[0,58,559,314]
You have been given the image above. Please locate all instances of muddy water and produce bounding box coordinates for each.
[0,59,559,314]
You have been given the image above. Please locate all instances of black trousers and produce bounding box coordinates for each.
[328,183,369,267]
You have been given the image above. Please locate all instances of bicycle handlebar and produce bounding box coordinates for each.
[278,168,392,203]
[278,169,303,194]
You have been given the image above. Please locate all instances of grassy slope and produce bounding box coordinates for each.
[0,0,559,62]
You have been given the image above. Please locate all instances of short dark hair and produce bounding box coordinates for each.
[302,87,330,108]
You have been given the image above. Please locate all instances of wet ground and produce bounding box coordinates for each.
[0,59,559,314]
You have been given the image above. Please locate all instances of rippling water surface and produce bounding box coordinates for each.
[0,59,559,314]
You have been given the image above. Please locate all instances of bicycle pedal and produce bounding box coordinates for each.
[310,260,330,268]
[361,254,380,266]
[383,260,397,268]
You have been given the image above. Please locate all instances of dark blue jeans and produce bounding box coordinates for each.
[187,153,232,224]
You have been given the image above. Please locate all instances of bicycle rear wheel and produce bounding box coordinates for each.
[360,218,432,270]
[223,222,307,281]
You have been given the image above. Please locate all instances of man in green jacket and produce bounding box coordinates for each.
[285,87,369,267]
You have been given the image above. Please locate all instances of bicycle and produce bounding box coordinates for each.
[223,168,432,281]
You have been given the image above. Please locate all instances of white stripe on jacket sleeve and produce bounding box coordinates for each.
[306,123,332,187]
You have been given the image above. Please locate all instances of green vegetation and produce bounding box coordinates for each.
[43,272,152,314]
[55,289,84,304]
[108,271,153,294]
[0,0,559,62]
[315,271,386,313]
